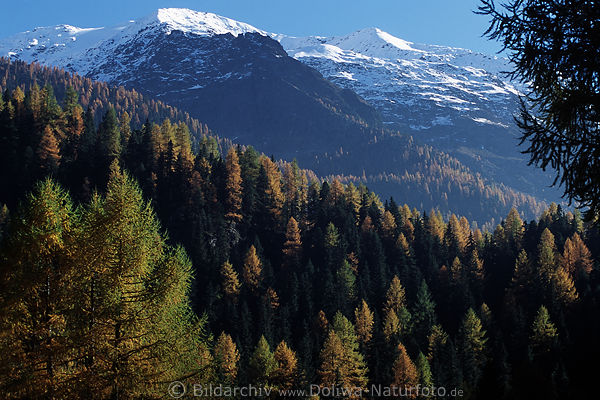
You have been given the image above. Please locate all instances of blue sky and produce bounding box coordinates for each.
[2,0,502,54]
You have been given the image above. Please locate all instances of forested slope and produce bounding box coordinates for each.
[0,58,549,226]
[0,62,598,399]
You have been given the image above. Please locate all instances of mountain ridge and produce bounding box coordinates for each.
[276,26,563,200]
[0,8,559,223]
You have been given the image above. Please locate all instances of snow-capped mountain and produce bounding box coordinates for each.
[0,8,560,209]
[279,28,520,132]
[0,9,265,83]
[1,9,517,130]
[1,9,520,136]
[0,8,380,156]
[274,28,559,199]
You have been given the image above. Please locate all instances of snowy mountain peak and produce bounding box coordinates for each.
[277,27,429,63]
[277,25,521,133]
[335,27,421,53]
[0,8,518,131]
[150,8,264,37]
[0,8,268,80]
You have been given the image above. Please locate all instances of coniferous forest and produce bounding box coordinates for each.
[0,57,599,400]
[0,58,549,228]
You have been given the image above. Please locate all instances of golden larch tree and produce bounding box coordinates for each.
[383,308,401,343]
[220,261,241,301]
[214,332,240,383]
[561,233,593,277]
[243,245,263,291]
[282,217,302,269]
[384,275,406,315]
[225,148,243,223]
[380,210,397,241]
[354,299,374,345]
[273,340,299,390]
[260,156,285,219]
[391,342,419,398]
[37,125,61,172]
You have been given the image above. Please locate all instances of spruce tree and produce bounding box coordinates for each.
[249,336,277,386]
[336,260,357,310]
[460,308,488,386]
[427,324,451,388]
[466,249,485,304]
[98,108,121,164]
[508,250,535,302]
[324,222,342,269]
[529,305,558,360]
[416,351,433,389]
[412,280,437,345]
[62,86,84,164]
[329,312,369,390]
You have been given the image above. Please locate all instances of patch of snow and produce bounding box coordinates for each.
[472,117,509,128]
[374,29,417,51]
[335,71,356,81]
[292,44,353,64]
[153,8,265,37]
[432,116,453,126]
[421,92,471,104]
[409,124,430,130]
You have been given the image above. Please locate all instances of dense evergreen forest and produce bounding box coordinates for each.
[0,58,214,141]
[0,60,599,399]
[0,58,550,227]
